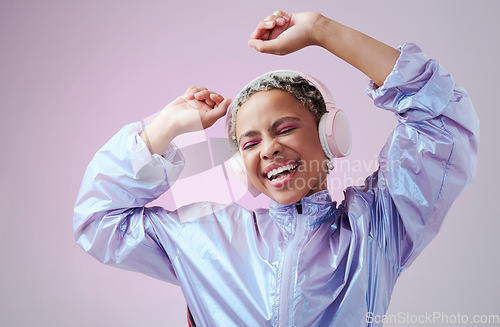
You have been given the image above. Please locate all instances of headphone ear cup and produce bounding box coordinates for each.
[318,109,352,159]
[227,152,262,197]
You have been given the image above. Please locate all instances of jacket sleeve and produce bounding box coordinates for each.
[73,121,185,284]
[361,43,479,272]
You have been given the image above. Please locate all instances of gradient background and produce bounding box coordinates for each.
[1,0,498,326]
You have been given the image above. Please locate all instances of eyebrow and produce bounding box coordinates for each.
[238,116,302,141]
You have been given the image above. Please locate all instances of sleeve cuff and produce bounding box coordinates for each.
[366,43,455,122]
[127,122,185,187]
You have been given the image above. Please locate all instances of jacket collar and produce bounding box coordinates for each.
[268,190,337,229]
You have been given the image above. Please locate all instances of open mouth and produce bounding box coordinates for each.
[266,163,299,182]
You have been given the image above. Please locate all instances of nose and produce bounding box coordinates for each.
[260,137,282,160]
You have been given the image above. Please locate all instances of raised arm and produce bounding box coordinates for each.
[249,10,479,269]
[74,86,231,282]
[248,10,400,87]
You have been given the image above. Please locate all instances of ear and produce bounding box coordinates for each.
[227,152,262,197]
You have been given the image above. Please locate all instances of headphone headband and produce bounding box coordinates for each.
[226,69,351,158]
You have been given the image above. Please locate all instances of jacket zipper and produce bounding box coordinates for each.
[278,201,305,327]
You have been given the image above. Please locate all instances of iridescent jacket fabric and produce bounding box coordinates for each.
[73,43,479,326]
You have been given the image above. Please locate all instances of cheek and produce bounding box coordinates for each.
[295,131,323,157]
[242,152,259,177]
[294,134,326,173]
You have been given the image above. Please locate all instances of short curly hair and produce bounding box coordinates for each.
[228,72,327,150]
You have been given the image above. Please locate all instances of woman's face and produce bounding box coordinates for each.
[235,89,328,205]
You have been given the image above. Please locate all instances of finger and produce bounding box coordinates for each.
[202,98,232,128]
[200,93,224,110]
[194,90,222,108]
[209,93,224,104]
[191,89,211,102]
[251,15,292,41]
[185,86,208,99]
[264,13,289,27]
[184,88,194,98]
[194,89,218,98]
[194,90,217,107]
[206,99,216,108]
[251,28,271,41]
[272,10,290,19]
[275,16,286,26]
[250,22,273,39]
[185,86,198,96]
[251,15,281,39]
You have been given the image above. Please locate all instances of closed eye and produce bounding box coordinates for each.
[277,126,297,135]
[242,140,260,151]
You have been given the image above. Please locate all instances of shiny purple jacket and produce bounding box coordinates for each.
[73,44,479,326]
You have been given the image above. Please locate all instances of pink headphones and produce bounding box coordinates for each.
[226,70,351,197]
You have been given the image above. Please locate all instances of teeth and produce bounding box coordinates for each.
[266,164,297,180]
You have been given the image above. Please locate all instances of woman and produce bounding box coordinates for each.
[73,10,479,326]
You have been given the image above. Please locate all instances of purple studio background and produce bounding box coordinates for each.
[1,0,498,326]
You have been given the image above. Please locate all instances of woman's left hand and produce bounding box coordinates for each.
[248,10,323,55]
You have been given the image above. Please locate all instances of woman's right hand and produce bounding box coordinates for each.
[141,87,231,155]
